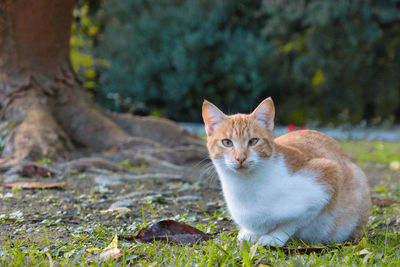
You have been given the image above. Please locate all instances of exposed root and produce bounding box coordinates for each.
[54,97,136,150]
[2,104,73,161]
[61,157,135,173]
[106,111,205,148]
[123,155,184,171]
[94,173,184,185]
[0,77,206,169]
[119,145,206,165]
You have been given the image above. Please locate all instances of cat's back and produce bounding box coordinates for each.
[274,129,349,162]
[275,130,371,242]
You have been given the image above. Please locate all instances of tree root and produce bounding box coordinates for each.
[61,157,135,173]
[106,111,205,148]
[0,65,206,170]
[2,100,73,161]
[0,94,206,170]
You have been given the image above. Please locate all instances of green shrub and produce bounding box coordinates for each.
[89,0,400,124]
[264,0,400,125]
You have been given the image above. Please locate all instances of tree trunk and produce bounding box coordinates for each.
[0,0,206,164]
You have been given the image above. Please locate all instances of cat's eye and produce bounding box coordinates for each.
[221,139,233,147]
[248,138,259,146]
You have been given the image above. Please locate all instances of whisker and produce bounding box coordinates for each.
[194,156,211,169]
[199,161,219,186]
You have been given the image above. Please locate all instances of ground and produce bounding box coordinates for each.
[0,140,399,265]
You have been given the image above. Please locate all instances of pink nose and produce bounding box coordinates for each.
[236,156,246,164]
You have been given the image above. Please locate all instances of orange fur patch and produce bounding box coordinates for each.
[206,114,274,163]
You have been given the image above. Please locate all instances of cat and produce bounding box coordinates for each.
[202,97,371,247]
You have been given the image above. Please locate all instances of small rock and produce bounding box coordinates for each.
[94,175,123,185]
[175,195,202,202]
[389,160,400,171]
[119,191,155,199]
[108,199,134,210]
[99,207,131,217]
[3,174,19,182]
[9,210,23,220]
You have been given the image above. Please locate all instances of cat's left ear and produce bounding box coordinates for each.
[251,97,275,131]
[202,100,227,136]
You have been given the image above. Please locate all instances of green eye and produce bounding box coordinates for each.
[248,138,259,146]
[222,139,233,147]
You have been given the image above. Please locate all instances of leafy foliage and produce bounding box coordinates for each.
[70,2,107,96]
[265,0,400,125]
[87,0,400,124]
[93,0,270,120]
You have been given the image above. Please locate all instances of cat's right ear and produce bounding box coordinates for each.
[202,100,227,136]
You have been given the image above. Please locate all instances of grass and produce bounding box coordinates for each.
[1,211,399,266]
[1,140,400,266]
[340,140,400,164]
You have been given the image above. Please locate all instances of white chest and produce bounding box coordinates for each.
[213,156,329,233]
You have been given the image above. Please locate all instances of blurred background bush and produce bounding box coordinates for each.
[71,0,400,126]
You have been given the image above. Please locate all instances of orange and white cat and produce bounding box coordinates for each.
[202,97,371,247]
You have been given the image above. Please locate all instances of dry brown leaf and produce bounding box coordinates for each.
[104,146,119,155]
[371,197,398,207]
[86,248,122,262]
[99,248,122,261]
[0,158,13,164]
[129,220,212,245]
[17,164,56,178]
[0,181,66,189]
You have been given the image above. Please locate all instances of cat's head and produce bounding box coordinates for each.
[202,98,275,173]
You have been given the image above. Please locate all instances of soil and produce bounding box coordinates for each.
[0,145,399,247]
[0,149,230,246]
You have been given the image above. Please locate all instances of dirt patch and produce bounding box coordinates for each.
[1,143,399,248]
[0,153,231,246]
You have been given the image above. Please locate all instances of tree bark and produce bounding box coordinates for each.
[0,0,206,164]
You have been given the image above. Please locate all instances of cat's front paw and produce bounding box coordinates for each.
[237,229,260,243]
[258,234,286,247]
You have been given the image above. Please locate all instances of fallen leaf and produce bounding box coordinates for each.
[357,248,372,256]
[106,234,119,249]
[99,207,131,215]
[99,248,122,261]
[104,146,119,155]
[389,160,400,171]
[129,220,212,245]
[17,164,56,178]
[86,248,122,262]
[0,158,13,164]
[371,197,398,207]
[0,181,66,189]
[87,234,122,262]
